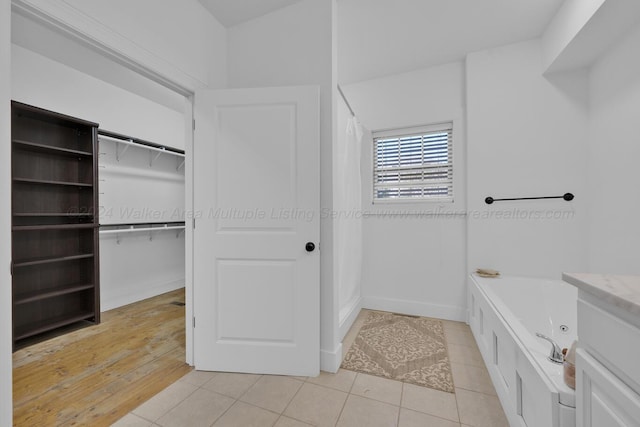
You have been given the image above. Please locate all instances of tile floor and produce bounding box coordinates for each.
[113,312,508,427]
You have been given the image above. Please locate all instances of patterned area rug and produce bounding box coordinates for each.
[341,311,454,393]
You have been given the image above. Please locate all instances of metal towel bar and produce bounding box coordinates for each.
[485,193,574,205]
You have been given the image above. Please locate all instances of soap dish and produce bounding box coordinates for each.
[476,268,500,278]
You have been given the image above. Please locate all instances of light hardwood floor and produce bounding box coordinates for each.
[13,289,192,426]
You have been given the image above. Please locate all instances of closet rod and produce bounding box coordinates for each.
[99,223,185,235]
[98,132,185,158]
[337,84,355,117]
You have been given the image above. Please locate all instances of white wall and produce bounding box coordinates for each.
[11,45,184,150]
[587,22,640,274]
[542,0,606,70]
[227,0,340,371]
[466,39,589,280]
[11,12,185,114]
[98,136,186,310]
[63,0,226,88]
[343,62,465,132]
[541,0,640,73]
[0,0,12,423]
[343,62,468,320]
[100,233,185,311]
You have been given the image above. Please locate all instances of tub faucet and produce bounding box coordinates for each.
[535,333,564,364]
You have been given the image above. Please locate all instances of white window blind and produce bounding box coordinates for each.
[373,123,453,202]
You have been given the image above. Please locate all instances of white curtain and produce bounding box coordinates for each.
[337,115,364,323]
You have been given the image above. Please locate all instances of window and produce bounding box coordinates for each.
[373,123,453,202]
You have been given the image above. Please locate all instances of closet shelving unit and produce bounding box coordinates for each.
[99,222,186,243]
[96,129,186,310]
[96,129,186,237]
[11,101,100,349]
[97,129,185,169]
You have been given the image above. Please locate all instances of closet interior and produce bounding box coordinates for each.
[10,29,187,347]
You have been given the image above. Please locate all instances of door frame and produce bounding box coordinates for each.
[9,0,200,366]
[1,1,12,425]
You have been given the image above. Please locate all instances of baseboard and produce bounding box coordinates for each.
[101,278,185,311]
[320,343,343,374]
[339,296,362,342]
[362,296,466,322]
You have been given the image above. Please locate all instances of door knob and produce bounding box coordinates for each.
[305,242,315,252]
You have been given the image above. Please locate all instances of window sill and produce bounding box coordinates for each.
[362,199,467,217]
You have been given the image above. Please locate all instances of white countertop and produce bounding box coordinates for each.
[562,273,640,316]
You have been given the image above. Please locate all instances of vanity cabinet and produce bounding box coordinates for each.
[576,348,640,427]
[564,273,640,427]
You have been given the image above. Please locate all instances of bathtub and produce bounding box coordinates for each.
[467,274,577,427]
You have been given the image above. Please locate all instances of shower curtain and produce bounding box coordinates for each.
[337,115,364,325]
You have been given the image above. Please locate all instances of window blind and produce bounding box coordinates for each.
[373,123,453,202]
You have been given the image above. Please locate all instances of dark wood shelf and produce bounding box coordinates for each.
[13,253,94,268]
[13,311,96,341]
[13,213,94,217]
[14,283,95,305]
[12,223,96,231]
[13,139,93,157]
[12,100,100,349]
[13,177,93,188]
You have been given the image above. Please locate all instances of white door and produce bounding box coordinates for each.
[193,86,320,376]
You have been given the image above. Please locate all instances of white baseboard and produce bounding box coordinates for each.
[320,343,343,374]
[339,296,362,342]
[362,296,466,322]
[101,278,185,311]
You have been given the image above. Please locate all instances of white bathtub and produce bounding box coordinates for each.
[468,274,577,427]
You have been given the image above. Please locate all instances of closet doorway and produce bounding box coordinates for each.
[11,6,192,425]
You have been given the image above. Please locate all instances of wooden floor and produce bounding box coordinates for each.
[13,289,192,426]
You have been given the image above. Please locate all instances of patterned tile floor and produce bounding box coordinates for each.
[113,310,508,427]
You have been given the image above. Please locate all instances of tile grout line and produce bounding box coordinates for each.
[204,389,241,427]
[348,373,405,408]
[333,390,350,427]
[454,385,463,427]
[278,375,307,420]
[346,372,358,394]
[334,370,362,426]
[232,373,264,402]
[455,385,499,397]
[331,349,358,426]
[441,320,457,395]
[402,406,464,425]
[133,377,200,424]
[213,398,284,427]
[396,381,404,427]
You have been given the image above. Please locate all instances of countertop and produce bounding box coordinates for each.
[562,273,640,316]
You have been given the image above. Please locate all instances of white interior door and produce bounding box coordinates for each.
[193,86,320,376]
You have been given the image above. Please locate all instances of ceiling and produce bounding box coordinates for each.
[197,0,565,84]
[198,0,301,27]
[338,0,566,84]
